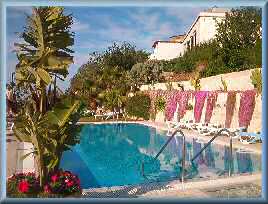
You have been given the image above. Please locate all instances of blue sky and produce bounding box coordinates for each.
[6,6,208,90]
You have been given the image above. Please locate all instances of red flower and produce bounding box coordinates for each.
[64,172,71,177]
[44,185,51,193]
[51,175,58,183]
[66,181,74,187]
[76,178,80,185]
[18,180,29,193]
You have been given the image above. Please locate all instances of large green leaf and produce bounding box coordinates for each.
[46,99,80,127]
[20,150,38,161]
[47,55,73,67]
[36,68,52,85]
[13,127,32,143]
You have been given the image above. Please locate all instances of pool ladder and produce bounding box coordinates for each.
[141,128,234,184]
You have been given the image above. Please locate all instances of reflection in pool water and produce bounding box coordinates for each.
[60,124,261,188]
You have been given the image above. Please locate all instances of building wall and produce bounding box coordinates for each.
[199,15,225,43]
[183,16,201,51]
[149,42,184,60]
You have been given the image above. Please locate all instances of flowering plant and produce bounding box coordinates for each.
[44,169,81,195]
[7,172,40,195]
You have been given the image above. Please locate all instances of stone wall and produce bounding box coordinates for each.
[148,68,262,132]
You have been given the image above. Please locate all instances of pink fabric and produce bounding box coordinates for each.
[165,91,182,121]
[225,91,237,128]
[238,90,256,128]
[205,92,218,123]
[194,91,208,123]
[178,91,191,119]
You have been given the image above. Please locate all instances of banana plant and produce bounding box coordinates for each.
[15,7,74,112]
[13,98,81,186]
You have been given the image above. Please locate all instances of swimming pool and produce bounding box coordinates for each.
[60,123,261,189]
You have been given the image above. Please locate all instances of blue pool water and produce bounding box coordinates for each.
[60,123,261,188]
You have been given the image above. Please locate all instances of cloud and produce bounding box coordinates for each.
[73,53,90,67]
[71,18,90,32]
[6,35,23,53]
[6,6,32,19]
[128,9,160,32]
[164,7,207,31]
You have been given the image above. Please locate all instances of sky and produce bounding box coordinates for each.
[6,6,208,90]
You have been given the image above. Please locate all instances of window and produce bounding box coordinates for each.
[194,31,197,46]
[187,41,190,50]
[190,36,194,49]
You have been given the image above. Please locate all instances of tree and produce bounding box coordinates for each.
[216,7,262,69]
[98,42,149,71]
[128,60,164,89]
[69,42,149,109]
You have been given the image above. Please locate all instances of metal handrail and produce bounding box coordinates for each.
[141,127,234,184]
[191,128,233,177]
[141,128,187,183]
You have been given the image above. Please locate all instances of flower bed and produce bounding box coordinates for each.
[7,170,82,198]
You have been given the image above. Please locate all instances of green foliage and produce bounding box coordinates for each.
[13,7,79,188]
[125,94,151,120]
[14,97,82,186]
[220,77,228,91]
[155,97,166,112]
[190,73,201,91]
[98,42,149,71]
[163,40,218,73]
[165,82,174,91]
[215,7,262,71]
[7,173,40,195]
[69,42,148,109]
[216,7,261,63]
[128,60,164,89]
[15,6,75,113]
[250,68,262,95]
[103,89,126,110]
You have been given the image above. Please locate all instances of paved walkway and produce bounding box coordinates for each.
[82,173,262,198]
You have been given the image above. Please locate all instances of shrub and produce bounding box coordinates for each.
[220,77,228,91]
[125,94,151,120]
[250,68,262,95]
[155,97,166,112]
[129,60,164,89]
[7,170,82,197]
[44,170,81,196]
[7,172,40,196]
[190,72,201,91]
[165,82,173,91]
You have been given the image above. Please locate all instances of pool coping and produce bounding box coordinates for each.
[77,120,262,154]
[82,172,262,197]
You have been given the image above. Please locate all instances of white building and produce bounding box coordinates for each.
[149,7,230,60]
[149,34,185,60]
